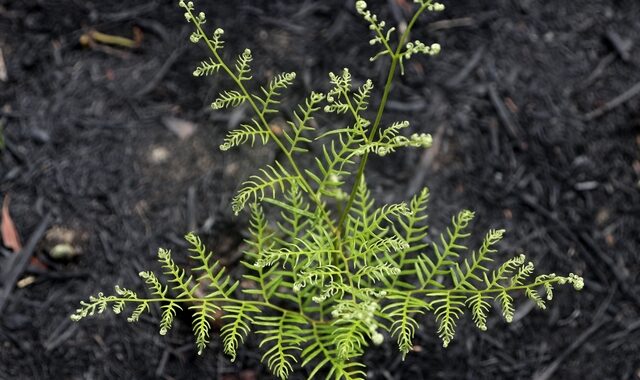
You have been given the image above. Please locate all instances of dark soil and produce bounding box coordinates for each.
[1,0,639,379]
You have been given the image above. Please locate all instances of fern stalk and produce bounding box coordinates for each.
[337,1,433,232]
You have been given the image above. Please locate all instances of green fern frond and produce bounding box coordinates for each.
[353,79,374,112]
[212,90,247,110]
[242,203,282,302]
[284,92,325,154]
[328,69,352,97]
[496,290,515,323]
[355,1,395,62]
[275,185,313,244]
[254,72,297,116]
[511,261,535,287]
[232,161,301,215]
[348,177,374,222]
[221,303,261,361]
[185,232,238,298]
[307,136,362,199]
[190,300,220,355]
[70,292,112,321]
[112,285,137,314]
[354,131,432,157]
[302,323,367,380]
[466,292,492,331]
[256,313,308,380]
[220,120,271,151]
[360,236,409,264]
[391,187,430,287]
[379,120,410,142]
[453,229,505,290]
[525,287,547,309]
[382,292,431,359]
[294,265,343,292]
[414,210,475,289]
[193,57,222,77]
[235,48,253,81]
[139,271,167,297]
[157,248,196,298]
[332,319,370,361]
[325,69,354,115]
[431,292,466,348]
[159,301,181,335]
[127,302,150,323]
[354,262,400,286]
[485,254,526,288]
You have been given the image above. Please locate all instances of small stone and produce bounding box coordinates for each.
[162,117,197,140]
[49,243,81,260]
[149,146,170,163]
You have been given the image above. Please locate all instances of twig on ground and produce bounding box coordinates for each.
[584,80,640,120]
[427,17,475,32]
[187,186,197,232]
[578,53,615,91]
[532,287,614,380]
[427,11,498,32]
[445,45,485,88]
[43,318,79,351]
[155,348,171,378]
[488,83,522,139]
[135,47,183,97]
[605,30,632,62]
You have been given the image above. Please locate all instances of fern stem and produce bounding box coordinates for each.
[391,278,573,297]
[337,2,431,232]
[107,296,323,324]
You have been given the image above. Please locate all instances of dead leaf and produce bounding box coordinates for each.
[1,195,22,252]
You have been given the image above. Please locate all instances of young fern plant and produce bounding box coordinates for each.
[72,1,584,379]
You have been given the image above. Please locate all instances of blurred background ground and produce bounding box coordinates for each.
[0,0,639,379]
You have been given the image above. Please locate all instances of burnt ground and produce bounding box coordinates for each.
[1,0,639,379]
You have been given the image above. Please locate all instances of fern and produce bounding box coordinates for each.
[235,48,253,81]
[193,57,222,77]
[255,313,308,380]
[431,292,466,348]
[72,1,584,379]
[414,210,475,289]
[383,292,431,358]
[232,161,301,215]
[220,120,270,151]
[190,300,219,354]
[221,303,260,361]
[284,92,325,154]
[255,72,297,116]
[212,90,246,110]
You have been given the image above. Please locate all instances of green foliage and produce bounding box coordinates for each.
[72,1,585,379]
